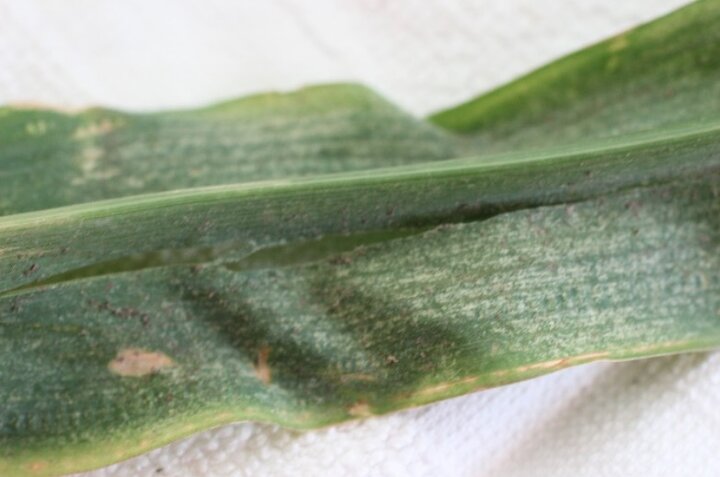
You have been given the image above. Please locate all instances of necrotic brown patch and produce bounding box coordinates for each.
[254,345,272,384]
[108,348,175,377]
[348,401,373,418]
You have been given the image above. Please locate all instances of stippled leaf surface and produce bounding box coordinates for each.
[1,1,720,475]
[3,173,720,476]
[1,84,457,216]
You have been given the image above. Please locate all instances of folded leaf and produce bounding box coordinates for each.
[3,123,719,295]
[2,173,719,476]
[1,1,719,475]
[0,84,457,215]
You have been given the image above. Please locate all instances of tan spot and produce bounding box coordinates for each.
[565,351,610,364]
[514,359,565,373]
[348,401,373,418]
[214,411,235,421]
[73,118,116,139]
[108,348,175,377]
[410,376,480,399]
[609,34,628,52]
[27,461,48,472]
[254,345,272,384]
[492,353,609,378]
[513,351,610,374]
[72,145,119,184]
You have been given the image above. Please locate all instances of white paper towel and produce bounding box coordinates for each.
[69,353,720,477]
[0,0,690,116]
[3,1,715,476]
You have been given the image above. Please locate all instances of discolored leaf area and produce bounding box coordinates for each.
[0,83,459,216]
[1,1,720,475]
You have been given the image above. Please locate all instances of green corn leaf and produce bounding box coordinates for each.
[1,1,719,475]
[430,0,720,152]
[0,84,458,216]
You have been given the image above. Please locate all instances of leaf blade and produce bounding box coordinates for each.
[1,1,720,475]
[2,173,719,476]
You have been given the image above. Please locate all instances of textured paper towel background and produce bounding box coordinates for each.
[3,1,717,476]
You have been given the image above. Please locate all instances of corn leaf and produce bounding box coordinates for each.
[1,1,719,475]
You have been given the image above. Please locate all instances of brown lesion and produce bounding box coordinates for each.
[108,348,175,377]
[492,351,612,378]
[73,118,118,139]
[27,461,48,473]
[254,345,272,385]
[172,261,473,417]
[407,376,482,400]
[347,400,373,418]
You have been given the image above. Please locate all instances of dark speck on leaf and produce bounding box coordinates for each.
[23,263,39,276]
[329,255,352,266]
